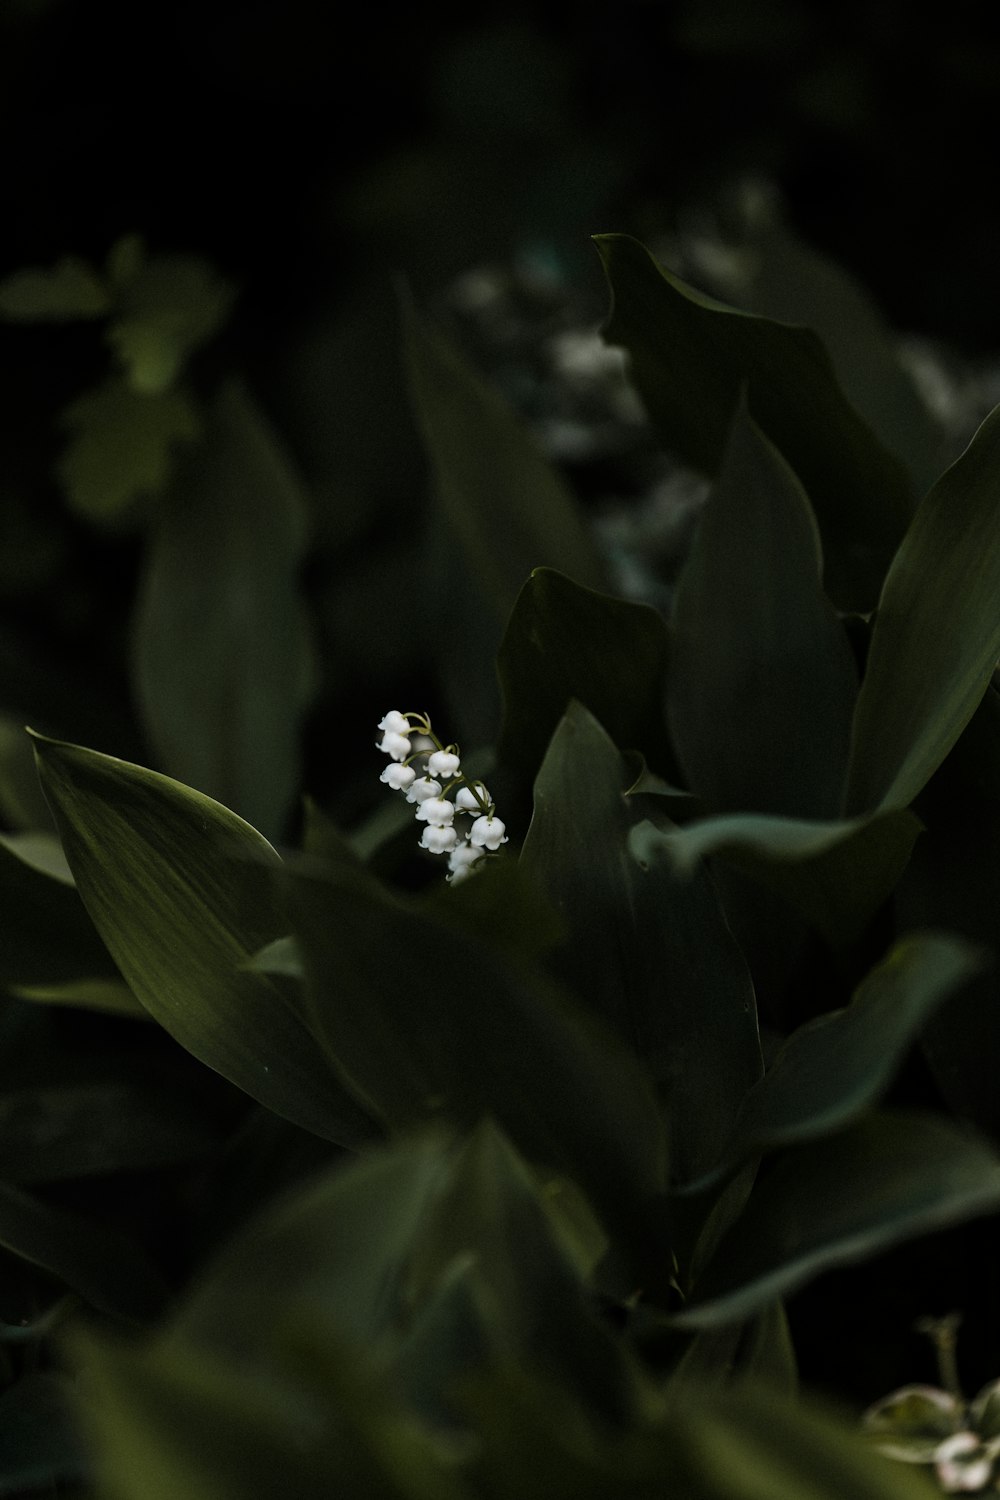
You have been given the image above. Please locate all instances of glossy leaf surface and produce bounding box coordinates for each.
[31,734,374,1147]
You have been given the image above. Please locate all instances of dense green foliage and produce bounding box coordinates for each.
[6,215,1000,1496]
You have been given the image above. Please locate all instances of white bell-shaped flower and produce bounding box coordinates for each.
[405,777,442,804]
[377,729,411,761]
[420,824,458,854]
[415,797,455,827]
[380,763,416,791]
[446,840,484,883]
[427,749,461,779]
[469,814,508,850]
[455,784,489,812]
[377,710,410,736]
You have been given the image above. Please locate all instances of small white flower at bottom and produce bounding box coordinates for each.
[380,763,416,791]
[447,841,484,883]
[469,814,508,850]
[420,824,458,854]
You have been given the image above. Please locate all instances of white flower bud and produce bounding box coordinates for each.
[469,814,507,850]
[446,841,484,883]
[415,797,455,827]
[380,763,416,791]
[427,749,461,779]
[420,824,457,854]
[377,710,410,736]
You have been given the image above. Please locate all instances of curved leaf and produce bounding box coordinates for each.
[847,404,1000,813]
[31,733,375,1148]
[631,806,922,949]
[497,567,673,792]
[667,401,857,817]
[593,233,914,612]
[520,702,761,1184]
[675,1111,1000,1328]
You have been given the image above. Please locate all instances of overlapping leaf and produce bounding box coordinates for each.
[667,401,858,817]
[31,733,375,1147]
[593,233,915,611]
[847,403,1000,813]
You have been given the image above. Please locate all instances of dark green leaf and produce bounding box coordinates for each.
[676,1111,1000,1327]
[667,401,857,817]
[0,257,109,320]
[12,977,146,1018]
[847,405,1000,813]
[631,806,922,949]
[31,733,375,1147]
[402,296,604,634]
[593,233,914,612]
[0,1181,167,1319]
[697,933,984,1186]
[497,567,672,791]
[519,703,761,1184]
[286,861,666,1240]
[132,382,316,840]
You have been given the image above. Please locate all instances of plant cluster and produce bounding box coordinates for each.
[5,220,1000,1497]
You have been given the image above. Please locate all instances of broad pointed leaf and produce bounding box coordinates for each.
[847,404,1000,813]
[519,702,761,1183]
[667,401,858,817]
[697,933,984,1186]
[594,233,914,612]
[675,1111,1000,1327]
[497,567,673,792]
[31,733,375,1147]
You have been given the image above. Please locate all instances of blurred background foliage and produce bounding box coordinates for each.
[3,0,1000,1467]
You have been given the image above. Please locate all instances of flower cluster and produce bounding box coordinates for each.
[376,711,507,882]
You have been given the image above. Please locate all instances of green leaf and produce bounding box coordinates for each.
[286,861,667,1242]
[0,1181,167,1319]
[846,404,1000,813]
[593,233,914,612]
[106,251,237,394]
[0,831,120,987]
[0,256,109,320]
[739,220,944,491]
[519,703,761,1184]
[30,733,376,1148]
[401,295,604,633]
[497,567,673,792]
[12,976,146,1018]
[695,933,985,1186]
[132,382,316,840]
[667,401,857,817]
[675,1111,1000,1327]
[57,378,201,526]
[631,806,922,949]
